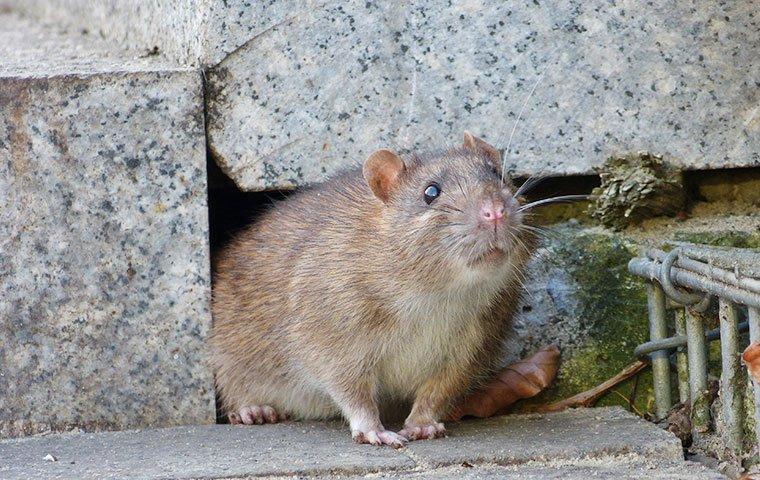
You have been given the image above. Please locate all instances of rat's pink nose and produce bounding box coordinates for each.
[480,200,505,224]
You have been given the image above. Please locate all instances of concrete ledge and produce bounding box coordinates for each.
[404,407,683,467]
[0,422,415,479]
[352,457,726,479]
[0,408,724,479]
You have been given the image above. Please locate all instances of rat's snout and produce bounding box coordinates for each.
[478,198,506,225]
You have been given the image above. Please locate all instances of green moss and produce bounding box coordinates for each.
[514,225,759,417]
[518,228,655,414]
[674,231,760,249]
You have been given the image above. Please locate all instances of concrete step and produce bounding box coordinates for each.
[0,408,725,479]
[0,0,281,66]
[0,12,214,437]
[354,458,726,479]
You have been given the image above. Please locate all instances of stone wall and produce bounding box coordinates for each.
[4,1,758,191]
[0,14,215,437]
[206,0,759,190]
[1,0,758,440]
[1,0,316,67]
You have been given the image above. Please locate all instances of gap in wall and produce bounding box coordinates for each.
[207,157,292,261]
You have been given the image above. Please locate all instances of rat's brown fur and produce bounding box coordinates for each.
[210,135,536,446]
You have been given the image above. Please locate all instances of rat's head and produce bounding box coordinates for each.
[363,132,535,278]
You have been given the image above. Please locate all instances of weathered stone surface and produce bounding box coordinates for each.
[355,457,726,479]
[206,0,760,191]
[509,213,760,413]
[0,12,178,76]
[405,407,683,467]
[1,0,304,66]
[0,408,714,480]
[504,222,653,412]
[0,13,214,437]
[0,422,414,479]
[0,0,205,65]
[7,1,758,190]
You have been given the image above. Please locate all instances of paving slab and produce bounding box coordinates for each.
[205,0,760,191]
[0,12,214,437]
[348,457,726,479]
[0,422,414,480]
[0,408,707,480]
[404,407,683,467]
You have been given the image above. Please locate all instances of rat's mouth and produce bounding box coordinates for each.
[471,247,506,267]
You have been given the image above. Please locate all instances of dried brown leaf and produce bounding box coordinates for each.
[742,342,760,384]
[446,344,560,421]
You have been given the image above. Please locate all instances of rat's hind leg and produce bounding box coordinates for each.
[228,405,287,425]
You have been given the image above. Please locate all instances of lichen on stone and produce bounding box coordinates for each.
[514,224,654,414]
[674,231,760,249]
[588,153,686,231]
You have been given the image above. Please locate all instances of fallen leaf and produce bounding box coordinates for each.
[446,344,560,421]
[742,342,760,384]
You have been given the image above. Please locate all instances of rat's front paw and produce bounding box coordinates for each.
[228,405,285,425]
[399,422,446,441]
[352,429,408,448]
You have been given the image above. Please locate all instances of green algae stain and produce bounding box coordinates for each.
[518,228,655,414]
[674,231,760,249]
[558,232,653,412]
[515,226,758,416]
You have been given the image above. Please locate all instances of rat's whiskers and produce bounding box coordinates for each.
[517,194,592,212]
[501,66,547,182]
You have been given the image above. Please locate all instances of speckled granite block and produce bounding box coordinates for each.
[206,0,760,191]
[0,15,214,438]
[1,0,303,66]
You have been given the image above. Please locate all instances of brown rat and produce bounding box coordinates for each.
[210,132,537,447]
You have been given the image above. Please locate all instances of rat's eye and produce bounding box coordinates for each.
[423,183,441,204]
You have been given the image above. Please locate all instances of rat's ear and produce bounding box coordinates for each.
[363,149,406,203]
[463,131,502,168]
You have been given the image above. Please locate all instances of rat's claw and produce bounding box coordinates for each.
[236,405,282,425]
[261,405,278,423]
[352,429,407,448]
[399,422,446,441]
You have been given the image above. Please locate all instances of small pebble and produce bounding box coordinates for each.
[44,454,57,462]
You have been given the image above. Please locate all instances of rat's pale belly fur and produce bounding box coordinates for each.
[378,268,507,398]
[377,301,487,400]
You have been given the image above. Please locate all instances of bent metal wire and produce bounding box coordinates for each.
[628,243,760,454]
